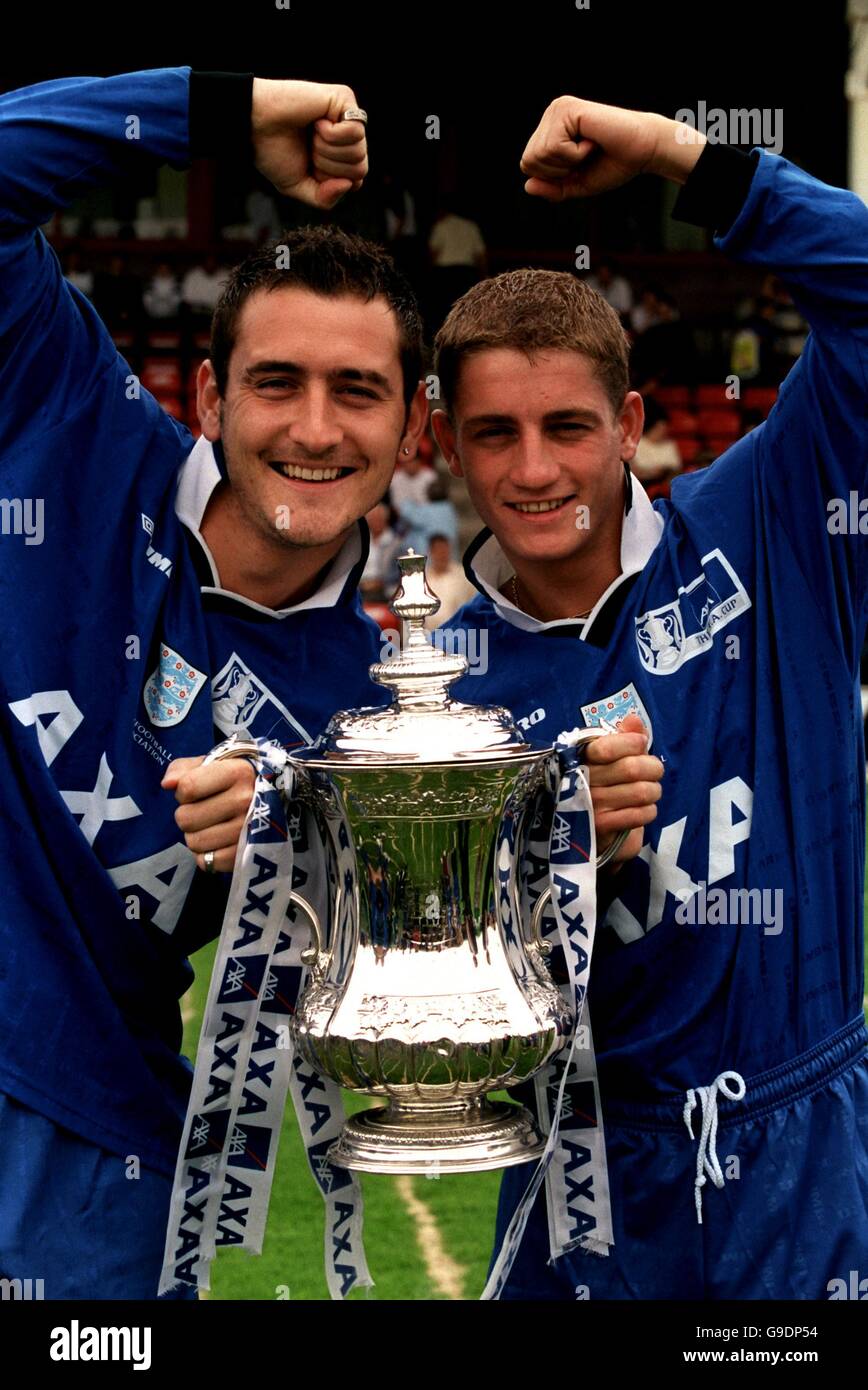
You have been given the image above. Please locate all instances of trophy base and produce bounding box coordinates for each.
[328,1097,545,1174]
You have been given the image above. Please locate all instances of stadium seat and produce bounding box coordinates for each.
[695,383,734,407]
[706,435,740,457]
[666,408,698,436]
[152,392,184,420]
[147,329,181,351]
[141,358,182,394]
[697,409,740,439]
[654,386,691,408]
[675,436,701,464]
[742,386,778,414]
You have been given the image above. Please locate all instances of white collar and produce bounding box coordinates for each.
[174,434,363,618]
[466,475,664,635]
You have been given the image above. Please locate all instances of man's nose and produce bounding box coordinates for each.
[509,434,561,490]
[286,386,343,454]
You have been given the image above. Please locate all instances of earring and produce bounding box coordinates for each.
[403,447,410,455]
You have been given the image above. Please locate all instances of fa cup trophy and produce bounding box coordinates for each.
[284,552,610,1173]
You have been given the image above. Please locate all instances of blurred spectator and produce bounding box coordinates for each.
[181,253,230,315]
[426,534,476,628]
[630,292,696,391]
[62,248,94,299]
[631,399,681,486]
[245,188,281,243]
[361,502,402,602]
[730,296,778,383]
[586,257,633,322]
[143,261,181,320]
[630,285,664,336]
[92,255,143,332]
[390,452,437,515]
[382,171,423,283]
[398,476,459,559]
[427,196,486,331]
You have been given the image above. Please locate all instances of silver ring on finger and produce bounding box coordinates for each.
[203,850,216,874]
[341,107,367,124]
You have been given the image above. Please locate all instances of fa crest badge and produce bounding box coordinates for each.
[581,684,653,746]
[143,644,206,727]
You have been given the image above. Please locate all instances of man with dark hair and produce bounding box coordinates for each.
[0,66,664,1301]
[0,66,431,1299]
[430,96,868,1300]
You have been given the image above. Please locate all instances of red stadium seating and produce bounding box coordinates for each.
[742,386,778,414]
[695,383,734,407]
[142,357,182,394]
[697,409,740,439]
[667,408,699,437]
[147,329,181,352]
[675,436,701,464]
[706,435,740,457]
[152,392,184,420]
[654,386,691,408]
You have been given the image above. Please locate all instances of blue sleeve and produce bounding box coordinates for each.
[699,150,868,662]
[0,68,192,443]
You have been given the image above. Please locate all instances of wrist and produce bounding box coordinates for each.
[251,77,279,138]
[648,113,707,184]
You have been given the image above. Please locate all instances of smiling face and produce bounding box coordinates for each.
[198,285,425,553]
[432,347,643,575]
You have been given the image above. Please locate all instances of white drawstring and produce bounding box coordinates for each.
[683,1071,746,1223]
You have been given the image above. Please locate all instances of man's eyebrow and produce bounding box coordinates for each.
[463,406,605,427]
[241,360,394,391]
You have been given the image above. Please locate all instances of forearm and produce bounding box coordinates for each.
[0,68,255,230]
[646,114,707,185]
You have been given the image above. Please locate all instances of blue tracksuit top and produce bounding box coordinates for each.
[0,67,388,1176]
[447,145,868,1100]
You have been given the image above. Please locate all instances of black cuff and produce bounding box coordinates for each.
[189,70,255,160]
[671,143,760,236]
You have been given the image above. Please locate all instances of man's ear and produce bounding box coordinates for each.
[618,390,645,463]
[198,360,222,442]
[431,408,463,478]
[398,381,430,458]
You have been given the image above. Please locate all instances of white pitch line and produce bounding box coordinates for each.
[394,1175,466,1300]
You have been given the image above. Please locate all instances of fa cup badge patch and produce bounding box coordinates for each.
[144,644,206,727]
[581,684,652,746]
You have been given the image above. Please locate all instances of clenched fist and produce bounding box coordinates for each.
[161,754,257,874]
[585,713,664,867]
[520,97,705,202]
[252,78,368,209]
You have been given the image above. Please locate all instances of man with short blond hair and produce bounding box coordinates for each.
[431,97,868,1300]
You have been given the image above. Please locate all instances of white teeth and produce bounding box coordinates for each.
[279,464,342,481]
[513,499,565,513]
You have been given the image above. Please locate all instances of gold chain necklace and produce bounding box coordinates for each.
[507,574,593,622]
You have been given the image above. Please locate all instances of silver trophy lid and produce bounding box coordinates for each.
[296,551,545,767]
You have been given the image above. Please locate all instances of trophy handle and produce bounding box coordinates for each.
[202,738,333,979]
[285,762,339,982]
[515,730,632,957]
